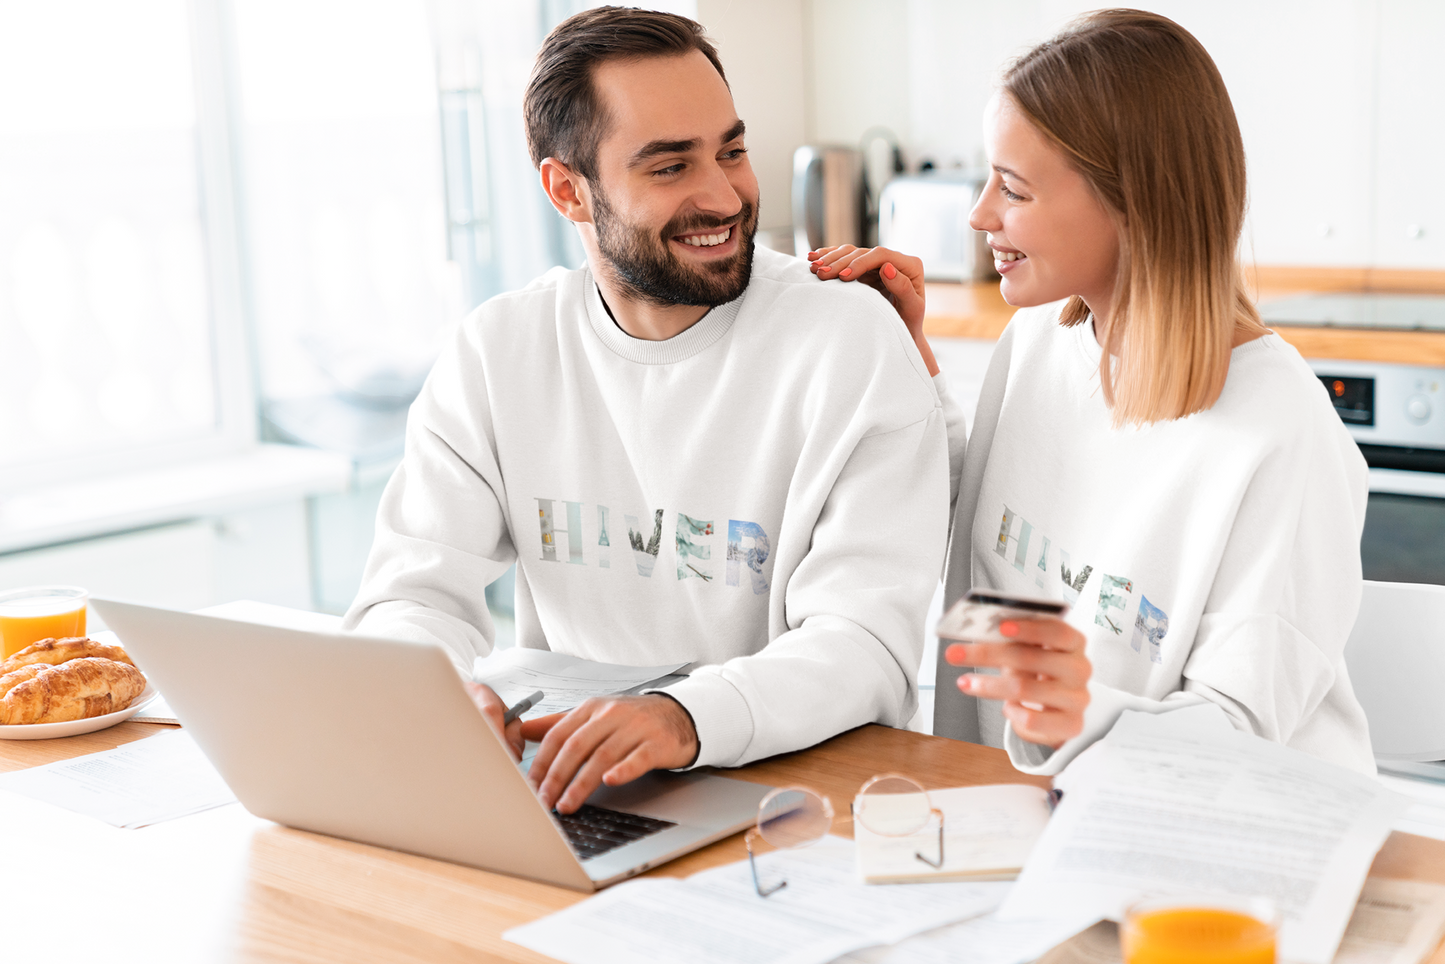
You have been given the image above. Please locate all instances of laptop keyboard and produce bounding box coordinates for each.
[554,804,676,860]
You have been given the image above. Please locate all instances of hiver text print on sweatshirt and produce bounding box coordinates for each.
[536,499,772,595]
[996,502,1171,664]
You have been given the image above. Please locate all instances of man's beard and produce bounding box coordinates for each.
[592,187,758,309]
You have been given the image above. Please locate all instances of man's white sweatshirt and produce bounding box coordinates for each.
[345,246,950,769]
[942,303,1375,775]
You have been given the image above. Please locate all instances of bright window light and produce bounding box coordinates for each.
[233,0,462,407]
[0,0,219,471]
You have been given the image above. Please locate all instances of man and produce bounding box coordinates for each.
[345,7,948,814]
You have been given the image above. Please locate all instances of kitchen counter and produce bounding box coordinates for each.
[923,266,1445,365]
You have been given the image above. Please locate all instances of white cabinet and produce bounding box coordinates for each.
[1374,0,1445,268]
[1184,0,1379,266]
[802,0,1444,270]
[0,499,315,628]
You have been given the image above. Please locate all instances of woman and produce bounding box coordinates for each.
[811,8,1374,775]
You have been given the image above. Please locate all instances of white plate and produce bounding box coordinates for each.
[0,683,159,740]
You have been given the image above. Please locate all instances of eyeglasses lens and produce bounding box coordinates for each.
[757,788,831,849]
[855,774,932,837]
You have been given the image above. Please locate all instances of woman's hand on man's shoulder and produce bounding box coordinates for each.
[808,245,937,375]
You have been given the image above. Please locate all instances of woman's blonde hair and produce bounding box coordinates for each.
[1003,9,1265,426]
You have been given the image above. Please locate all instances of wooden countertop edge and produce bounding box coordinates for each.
[922,266,1445,364]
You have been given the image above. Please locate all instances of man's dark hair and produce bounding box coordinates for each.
[523,6,727,180]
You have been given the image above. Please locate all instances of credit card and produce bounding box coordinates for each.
[935,590,1069,642]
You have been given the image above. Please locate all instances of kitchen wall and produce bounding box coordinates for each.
[695,0,809,235]
[694,0,1445,269]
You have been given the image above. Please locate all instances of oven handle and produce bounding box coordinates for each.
[1368,467,1445,499]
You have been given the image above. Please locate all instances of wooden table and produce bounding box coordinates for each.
[922,265,1445,366]
[2,722,1443,963]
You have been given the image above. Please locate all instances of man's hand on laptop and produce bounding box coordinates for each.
[465,682,526,761]
[521,696,699,814]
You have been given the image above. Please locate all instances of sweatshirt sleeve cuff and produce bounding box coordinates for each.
[1004,679,1134,776]
[645,670,755,769]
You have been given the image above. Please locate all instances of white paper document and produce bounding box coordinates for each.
[1335,878,1445,964]
[835,912,1099,964]
[972,879,1445,964]
[472,648,688,719]
[0,730,237,828]
[505,836,1008,964]
[999,709,1407,964]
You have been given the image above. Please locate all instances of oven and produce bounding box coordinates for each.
[1258,293,1445,588]
[1305,358,1445,586]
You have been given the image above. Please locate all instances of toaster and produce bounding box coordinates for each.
[877,173,998,283]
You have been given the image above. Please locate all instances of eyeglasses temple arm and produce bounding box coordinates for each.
[913,808,945,870]
[747,830,788,897]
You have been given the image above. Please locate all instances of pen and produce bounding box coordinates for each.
[502,690,545,725]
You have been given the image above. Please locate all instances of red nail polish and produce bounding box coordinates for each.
[1000,620,1019,637]
[840,268,852,278]
[883,263,897,280]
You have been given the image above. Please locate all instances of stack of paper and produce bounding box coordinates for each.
[996,706,1408,964]
[979,879,1445,964]
[505,836,1011,964]
[1376,771,1445,842]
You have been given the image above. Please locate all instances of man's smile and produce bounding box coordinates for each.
[675,226,733,247]
[671,223,739,256]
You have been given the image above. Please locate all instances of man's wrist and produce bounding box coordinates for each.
[650,692,700,769]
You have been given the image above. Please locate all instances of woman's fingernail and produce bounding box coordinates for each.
[945,643,968,664]
[1000,621,1019,637]
[839,267,852,278]
[883,263,897,280]
[958,675,974,693]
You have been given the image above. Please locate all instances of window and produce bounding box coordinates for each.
[0,0,252,490]
[232,1,461,416]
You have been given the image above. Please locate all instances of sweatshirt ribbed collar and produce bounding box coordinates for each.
[582,269,744,365]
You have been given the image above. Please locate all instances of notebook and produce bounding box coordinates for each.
[855,783,1054,883]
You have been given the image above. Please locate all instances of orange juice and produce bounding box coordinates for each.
[1123,907,1275,964]
[0,586,88,659]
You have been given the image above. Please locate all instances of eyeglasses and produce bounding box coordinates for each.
[744,773,945,897]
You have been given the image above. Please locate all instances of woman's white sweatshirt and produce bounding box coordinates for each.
[345,246,950,770]
[939,303,1375,775]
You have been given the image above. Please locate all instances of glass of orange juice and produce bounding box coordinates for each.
[1123,897,1277,964]
[0,586,88,660]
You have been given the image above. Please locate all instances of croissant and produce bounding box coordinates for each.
[0,636,137,675]
[0,657,147,725]
[0,663,51,700]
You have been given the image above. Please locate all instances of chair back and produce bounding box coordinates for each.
[1344,580,1445,762]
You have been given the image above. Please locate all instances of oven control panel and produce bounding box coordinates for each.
[1306,359,1445,450]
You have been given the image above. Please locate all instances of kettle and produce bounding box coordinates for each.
[791,145,865,256]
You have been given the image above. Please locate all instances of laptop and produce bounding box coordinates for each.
[91,598,772,891]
